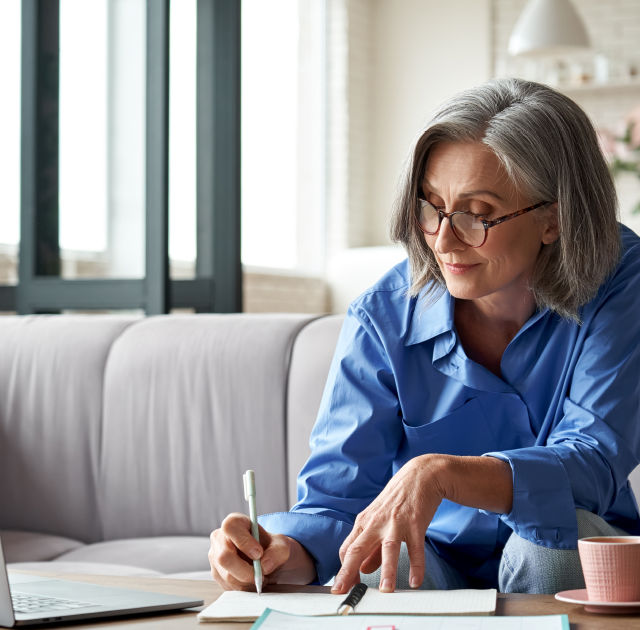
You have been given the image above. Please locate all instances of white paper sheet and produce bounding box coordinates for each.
[356,589,497,615]
[198,588,497,622]
[198,591,344,621]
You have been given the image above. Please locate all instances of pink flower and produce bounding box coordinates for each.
[597,128,616,158]
[625,104,640,149]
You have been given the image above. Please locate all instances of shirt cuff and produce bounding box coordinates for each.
[259,511,353,585]
[481,447,579,549]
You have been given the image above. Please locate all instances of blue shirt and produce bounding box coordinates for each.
[260,225,640,587]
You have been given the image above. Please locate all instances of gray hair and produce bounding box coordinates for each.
[389,77,620,321]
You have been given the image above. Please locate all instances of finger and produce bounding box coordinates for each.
[339,517,365,563]
[359,545,382,575]
[215,530,256,584]
[221,513,264,561]
[210,559,250,591]
[260,534,290,576]
[406,535,426,589]
[216,565,260,591]
[378,535,402,592]
[332,531,378,594]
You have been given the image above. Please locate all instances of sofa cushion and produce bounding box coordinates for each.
[100,314,318,540]
[286,315,344,505]
[7,562,162,577]
[0,316,136,543]
[53,537,211,574]
[0,531,84,563]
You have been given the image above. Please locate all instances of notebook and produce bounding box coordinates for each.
[250,609,569,630]
[197,586,497,622]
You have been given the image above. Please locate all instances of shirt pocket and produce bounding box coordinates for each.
[402,397,498,457]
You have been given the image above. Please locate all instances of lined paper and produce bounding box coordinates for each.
[198,588,497,623]
[198,592,344,622]
[356,589,497,615]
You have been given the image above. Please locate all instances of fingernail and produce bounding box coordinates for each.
[410,576,420,588]
[381,578,392,591]
[249,548,261,560]
[262,559,274,574]
[333,581,343,592]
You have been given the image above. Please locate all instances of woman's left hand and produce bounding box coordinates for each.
[331,454,446,594]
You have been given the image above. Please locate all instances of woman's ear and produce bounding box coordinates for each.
[541,202,560,245]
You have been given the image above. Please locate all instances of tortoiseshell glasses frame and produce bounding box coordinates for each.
[415,194,552,248]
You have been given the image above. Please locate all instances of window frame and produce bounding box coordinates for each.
[0,0,241,315]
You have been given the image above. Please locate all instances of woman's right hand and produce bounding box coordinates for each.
[209,513,318,590]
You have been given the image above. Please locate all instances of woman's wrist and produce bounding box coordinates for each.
[417,453,513,514]
[414,453,451,501]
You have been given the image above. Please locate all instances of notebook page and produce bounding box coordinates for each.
[198,591,345,621]
[355,588,497,615]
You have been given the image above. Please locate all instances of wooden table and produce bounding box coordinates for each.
[7,570,640,629]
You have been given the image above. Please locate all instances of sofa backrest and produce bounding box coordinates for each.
[99,314,317,540]
[0,316,136,543]
[0,313,316,542]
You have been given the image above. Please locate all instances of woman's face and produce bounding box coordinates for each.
[422,141,558,304]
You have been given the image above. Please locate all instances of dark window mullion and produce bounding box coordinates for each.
[145,0,170,315]
[18,0,61,314]
[195,0,241,313]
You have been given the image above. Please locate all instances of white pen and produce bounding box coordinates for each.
[243,470,263,595]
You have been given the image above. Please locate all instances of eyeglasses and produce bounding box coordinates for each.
[416,196,551,248]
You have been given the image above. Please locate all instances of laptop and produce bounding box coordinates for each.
[0,531,204,627]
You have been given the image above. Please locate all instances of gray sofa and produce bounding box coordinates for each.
[0,314,343,580]
[1,314,639,581]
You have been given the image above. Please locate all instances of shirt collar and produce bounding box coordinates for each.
[405,287,454,347]
[405,286,552,349]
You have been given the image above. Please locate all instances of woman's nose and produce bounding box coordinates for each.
[435,217,466,255]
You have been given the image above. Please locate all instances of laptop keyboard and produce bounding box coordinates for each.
[12,591,99,614]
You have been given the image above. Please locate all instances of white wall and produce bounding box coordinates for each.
[369,0,492,245]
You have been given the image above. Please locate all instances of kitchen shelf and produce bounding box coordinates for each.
[560,77,640,95]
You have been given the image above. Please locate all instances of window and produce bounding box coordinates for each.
[0,0,241,315]
[0,0,21,292]
[242,0,326,274]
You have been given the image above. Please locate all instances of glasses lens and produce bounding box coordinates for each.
[451,213,486,247]
[418,200,440,234]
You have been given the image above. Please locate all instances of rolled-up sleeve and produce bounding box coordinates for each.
[484,245,640,549]
[261,301,404,584]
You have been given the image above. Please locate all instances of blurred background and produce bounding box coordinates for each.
[1,0,639,315]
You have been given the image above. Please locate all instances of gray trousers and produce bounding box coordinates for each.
[360,509,628,594]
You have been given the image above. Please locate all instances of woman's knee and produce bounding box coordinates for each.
[499,509,624,594]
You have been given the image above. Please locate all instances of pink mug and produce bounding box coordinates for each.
[578,536,640,602]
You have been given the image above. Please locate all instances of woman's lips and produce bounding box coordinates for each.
[444,263,480,275]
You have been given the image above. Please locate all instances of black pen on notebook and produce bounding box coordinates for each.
[337,583,368,615]
[243,470,263,595]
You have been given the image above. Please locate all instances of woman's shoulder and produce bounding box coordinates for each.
[612,224,640,283]
[620,223,640,260]
[582,224,640,321]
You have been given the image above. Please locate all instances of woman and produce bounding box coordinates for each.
[209,78,640,594]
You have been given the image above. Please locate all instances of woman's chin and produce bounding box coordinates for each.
[444,278,489,301]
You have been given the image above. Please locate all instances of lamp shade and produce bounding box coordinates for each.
[508,0,590,57]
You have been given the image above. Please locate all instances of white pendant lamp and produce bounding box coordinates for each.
[508,0,590,57]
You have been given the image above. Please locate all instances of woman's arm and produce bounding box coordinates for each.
[332,454,512,594]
